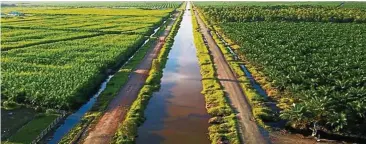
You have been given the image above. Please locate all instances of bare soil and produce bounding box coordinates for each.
[82,13,178,144]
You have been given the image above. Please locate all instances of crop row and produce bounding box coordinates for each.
[1,8,173,36]
[194,1,366,8]
[12,1,182,8]
[219,22,366,135]
[3,15,163,30]
[1,6,177,110]
[2,7,174,16]
[2,14,168,38]
[2,34,148,110]
[1,17,172,110]
[1,14,159,24]
[196,5,366,23]
[1,8,174,51]
[1,28,100,50]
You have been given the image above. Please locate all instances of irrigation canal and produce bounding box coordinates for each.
[136,3,210,144]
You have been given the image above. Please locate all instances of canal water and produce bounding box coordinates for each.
[136,3,210,144]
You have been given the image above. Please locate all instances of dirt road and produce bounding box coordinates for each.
[194,10,269,144]
[82,13,178,144]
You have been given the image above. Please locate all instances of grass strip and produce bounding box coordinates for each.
[5,113,59,144]
[191,8,240,144]
[58,14,173,144]
[112,4,185,144]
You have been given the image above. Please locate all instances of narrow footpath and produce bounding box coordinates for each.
[194,9,269,144]
[82,12,179,144]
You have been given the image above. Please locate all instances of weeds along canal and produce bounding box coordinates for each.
[136,3,210,144]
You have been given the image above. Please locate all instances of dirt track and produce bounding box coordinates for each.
[82,13,178,144]
[194,10,269,144]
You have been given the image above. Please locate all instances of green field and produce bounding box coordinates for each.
[1,108,36,140]
[1,2,181,143]
[195,1,366,138]
[194,1,366,8]
[1,7,175,110]
[2,1,181,8]
[197,5,366,23]
[5,113,59,144]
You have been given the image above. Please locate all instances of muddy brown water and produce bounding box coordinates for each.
[136,3,210,144]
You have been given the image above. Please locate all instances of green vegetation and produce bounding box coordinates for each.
[1,29,99,50]
[1,7,175,110]
[1,108,36,140]
[1,7,174,16]
[3,1,181,8]
[2,101,21,110]
[2,34,144,109]
[2,15,160,34]
[191,8,240,144]
[194,1,366,8]
[2,3,182,143]
[5,113,59,144]
[113,4,185,144]
[197,4,366,23]
[195,1,366,138]
[219,22,366,135]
